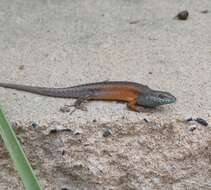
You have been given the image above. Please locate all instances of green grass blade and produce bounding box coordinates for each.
[0,105,42,190]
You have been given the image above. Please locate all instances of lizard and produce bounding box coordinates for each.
[0,81,176,112]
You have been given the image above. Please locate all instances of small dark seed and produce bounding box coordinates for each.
[148,72,152,74]
[189,127,196,132]
[61,188,69,190]
[18,65,25,70]
[175,10,189,20]
[200,10,208,14]
[144,118,149,123]
[195,118,208,126]
[92,119,97,123]
[62,150,65,156]
[186,117,193,122]
[129,20,140,24]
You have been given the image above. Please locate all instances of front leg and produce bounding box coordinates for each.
[127,99,154,113]
[60,95,90,114]
[127,99,143,112]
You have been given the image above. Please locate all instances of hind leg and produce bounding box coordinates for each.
[60,95,91,114]
[73,95,90,111]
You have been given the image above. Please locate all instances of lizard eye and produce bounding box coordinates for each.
[158,94,166,99]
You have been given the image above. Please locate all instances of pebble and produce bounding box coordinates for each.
[49,128,72,134]
[31,122,39,128]
[186,117,209,127]
[195,118,208,126]
[152,124,161,129]
[144,118,149,123]
[103,128,112,137]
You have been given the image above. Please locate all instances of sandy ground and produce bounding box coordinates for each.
[0,0,211,189]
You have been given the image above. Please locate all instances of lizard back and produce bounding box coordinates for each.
[0,81,150,99]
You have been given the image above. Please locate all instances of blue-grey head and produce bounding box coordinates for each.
[137,90,176,108]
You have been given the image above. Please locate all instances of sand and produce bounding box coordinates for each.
[0,0,210,189]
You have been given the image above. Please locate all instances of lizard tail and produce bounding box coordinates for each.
[0,82,74,98]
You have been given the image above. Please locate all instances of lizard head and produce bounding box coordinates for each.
[137,90,176,108]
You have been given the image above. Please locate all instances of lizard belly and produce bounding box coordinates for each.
[90,87,139,102]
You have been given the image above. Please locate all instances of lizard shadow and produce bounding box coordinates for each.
[61,100,168,115]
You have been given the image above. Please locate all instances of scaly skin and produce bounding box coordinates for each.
[0,81,176,112]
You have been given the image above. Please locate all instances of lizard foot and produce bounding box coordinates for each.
[127,102,155,113]
[62,96,90,115]
[69,104,88,115]
[60,102,88,115]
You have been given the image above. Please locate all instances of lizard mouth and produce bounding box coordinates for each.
[162,96,176,104]
[157,92,176,105]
